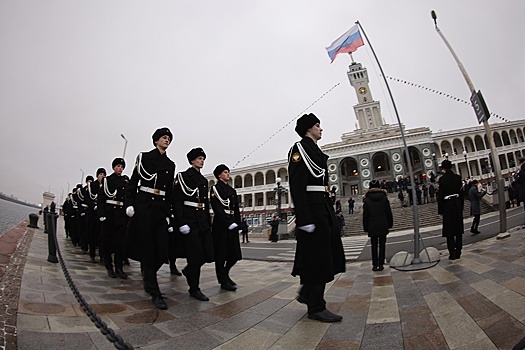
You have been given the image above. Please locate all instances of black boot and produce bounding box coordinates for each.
[107,268,117,278]
[115,268,128,279]
[152,295,167,310]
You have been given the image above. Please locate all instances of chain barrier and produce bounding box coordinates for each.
[48,210,134,350]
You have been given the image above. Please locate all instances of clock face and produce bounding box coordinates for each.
[359,87,367,95]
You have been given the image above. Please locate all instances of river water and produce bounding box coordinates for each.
[0,199,39,235]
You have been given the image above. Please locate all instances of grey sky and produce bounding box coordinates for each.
[1,1,523,204]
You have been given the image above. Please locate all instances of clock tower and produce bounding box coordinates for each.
[347,62,385,131]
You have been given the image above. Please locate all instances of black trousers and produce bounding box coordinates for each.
[471,214,480,231]
[446,234,463,255]
[183,263,203,293]
[215,259,236,284]
[101,219,126,270]
[371,235,387,267]
[143,263,163,296]
[298,283,326,315]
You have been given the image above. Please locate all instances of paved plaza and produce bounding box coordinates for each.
[1,217,525,350]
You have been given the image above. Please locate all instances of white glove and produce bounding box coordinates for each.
[94,205,97,210]
[99,217,106,222]
[179,225,190,234]
[228,223,238,230]
[126,206,135,217]
[299,224,316,233]
[80,212,85,216]
[238,230,242,234]
[168,227,174,233]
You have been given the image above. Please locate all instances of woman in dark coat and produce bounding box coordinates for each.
[468,180,486,234]
[363,180,393,271]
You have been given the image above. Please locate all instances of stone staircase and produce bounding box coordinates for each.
[339,192,494,236]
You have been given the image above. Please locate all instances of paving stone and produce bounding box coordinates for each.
[17,330,98,350]
[360,322,404,350]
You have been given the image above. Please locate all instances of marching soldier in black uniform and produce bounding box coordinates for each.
[79,177,94,253]
[62,193,73,239]
[172,147,214,301]
[87,168,106,263]
[437,159,464,260]
[70,184,83,246]
[82,175,97,261]
[288,113,345,323]
[98,159,128,279]
[125,128,175,310]
[210,164,242,291]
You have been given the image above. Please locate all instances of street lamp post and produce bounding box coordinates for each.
[66,181,70,193]
[275,177,283,221]
[463,150,470,178]
[121,134,128,159]
[432,153,438,176]
[80,169,84,184]
[274,177,288,240]
[432,10,506,232]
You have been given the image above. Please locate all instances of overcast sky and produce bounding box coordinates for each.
[1,0,523,204]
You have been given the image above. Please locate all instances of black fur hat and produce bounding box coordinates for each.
[213,164,229,178]
[295,113,320,137]
[112,157,126,169]
[187,147,206,164]
[152,127,173,146]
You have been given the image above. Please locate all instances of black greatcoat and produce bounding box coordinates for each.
[437,170,464,237]
[172,167,214,265]
[210,180,242,262]
[125,149,175,266]
[288,137,345,284]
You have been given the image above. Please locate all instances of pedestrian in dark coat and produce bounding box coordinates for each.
[288,113,345,323]
[98,159,128,279]
[210,164,242,291]
[125,127,175,310]
[437,160,464,260]
[240,218,249,243]
[269,216,279,242]
[363,180,393,271]
[468,180,486,234]
[514,159,525,212]
[172,147,214,302]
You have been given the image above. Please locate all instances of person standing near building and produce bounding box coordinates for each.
[468,180,486,235]
[125,128,175,310]
[269,216,279,242]
[288,113,345,323]
[172,147,214,301]
[437,159,464,260]
[98,159,128,279]
[210,164,242,292]
[363,180,393,271]
[347,197,354,214]
[240,217,249,243]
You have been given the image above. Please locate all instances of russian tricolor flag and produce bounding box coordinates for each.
[325,25,364,63]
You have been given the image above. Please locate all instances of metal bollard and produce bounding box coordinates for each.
[47,202,58,263]
[43,207,49,233]
[28,213,39,228]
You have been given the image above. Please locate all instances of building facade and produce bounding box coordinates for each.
[206,62,525,227]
